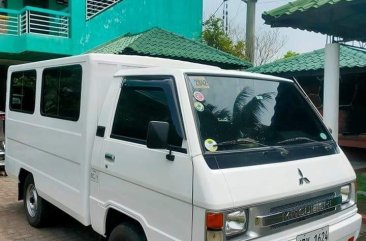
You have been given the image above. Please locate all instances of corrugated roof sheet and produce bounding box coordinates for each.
[264,0,351,19]
[262,0,366,42]
[248,45,366,75]
[91,28,252,69]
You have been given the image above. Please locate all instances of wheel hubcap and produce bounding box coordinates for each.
[26,184,38,217]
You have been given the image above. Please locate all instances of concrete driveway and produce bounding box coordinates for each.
[0,176,99,241]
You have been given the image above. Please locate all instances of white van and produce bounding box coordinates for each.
[5,54,361,241]
[0,111,4,164]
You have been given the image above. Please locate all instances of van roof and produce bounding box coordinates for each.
[8,54,221,71]
[8,54,291,83]
[114,67,292,83]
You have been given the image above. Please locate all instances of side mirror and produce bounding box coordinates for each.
[147,121,169,149]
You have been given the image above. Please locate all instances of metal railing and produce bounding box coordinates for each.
[86,0,122,20]
[0,6,70,37]
[0,9,19,35]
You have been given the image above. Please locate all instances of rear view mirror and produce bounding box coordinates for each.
[147,121,169,149]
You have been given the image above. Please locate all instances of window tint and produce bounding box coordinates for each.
[111,86,183,147]
[10,70,37,114]
[41,65,82,121]
[187,75,332,153]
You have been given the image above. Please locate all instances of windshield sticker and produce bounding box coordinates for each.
[204,139,218,152]
[194,91,205,102]
[320,133,327,140]
[192,76,210,89]
[194,102,205,112]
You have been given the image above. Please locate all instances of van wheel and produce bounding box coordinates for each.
[23,175,50,227]
[108,223,147,241]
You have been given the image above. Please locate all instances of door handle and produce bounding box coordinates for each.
[105,153,115,162]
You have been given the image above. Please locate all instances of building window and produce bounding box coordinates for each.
[111,86,183,147]
[86,0,122,20]
[0,0,5,8]
[10,70,37,114]
[41,65,82,121]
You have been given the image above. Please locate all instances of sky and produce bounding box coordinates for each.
[203,0,327,59]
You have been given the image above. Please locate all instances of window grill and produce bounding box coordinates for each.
[86,0,122,20]
[0,7,69,37]
[0,12,19,36]
[20,10,69,37]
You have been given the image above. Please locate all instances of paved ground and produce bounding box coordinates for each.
[0,175,100,241]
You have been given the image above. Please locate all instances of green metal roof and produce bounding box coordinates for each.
[248,45,366,76]
[90,28,252,69]
[263,0,366,42]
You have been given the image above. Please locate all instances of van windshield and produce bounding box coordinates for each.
[187,75,333,153]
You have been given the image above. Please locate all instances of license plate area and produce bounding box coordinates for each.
[296,226,329,241]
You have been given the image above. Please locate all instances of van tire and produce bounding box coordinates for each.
[108,223,147,241]
[23,175,50,227]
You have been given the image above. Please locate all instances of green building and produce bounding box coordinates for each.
[0,0,203,111]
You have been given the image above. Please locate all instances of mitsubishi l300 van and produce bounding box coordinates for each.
[5,54,361,241]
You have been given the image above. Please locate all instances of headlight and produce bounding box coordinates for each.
[225,210,247,236]
[341,184,351,204]
[341,182,356,205]
[206,210,248,241]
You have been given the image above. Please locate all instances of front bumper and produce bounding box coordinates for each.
[231,208,361,241]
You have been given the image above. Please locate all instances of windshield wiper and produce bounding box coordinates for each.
[277,137,333,151]
[214,138,289,156]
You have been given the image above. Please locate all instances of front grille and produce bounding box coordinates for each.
[255,193,341,228]
[270,193,335,213]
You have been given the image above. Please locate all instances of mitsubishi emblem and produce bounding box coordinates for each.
[298,168,310,185]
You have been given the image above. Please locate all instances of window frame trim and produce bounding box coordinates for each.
[40,64,83,122]
[109,75,187,153]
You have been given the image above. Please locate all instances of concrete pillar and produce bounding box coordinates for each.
[245,0,257,64]
[323,43,340,142]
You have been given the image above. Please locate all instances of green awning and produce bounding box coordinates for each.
[247,45,366,76]
[263,0,366,42]
[90,28,252,70]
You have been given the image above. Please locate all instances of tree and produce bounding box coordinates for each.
[202,17,247,60]
[283,51,300,59]
[202,17,287,66]
[255,29,286,66]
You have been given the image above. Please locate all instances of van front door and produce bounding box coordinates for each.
[92,76,193,241]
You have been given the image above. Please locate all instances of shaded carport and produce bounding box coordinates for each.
[262,0,366,142]
[248,44,366,148]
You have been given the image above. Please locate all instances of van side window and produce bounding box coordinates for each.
[111,86,183,147]
[41,65,82,121]
[10,70,37,114]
